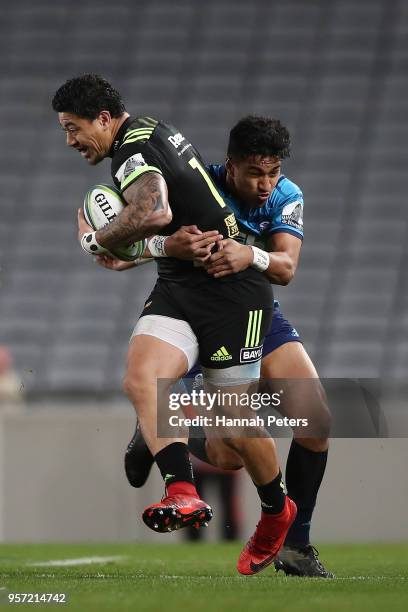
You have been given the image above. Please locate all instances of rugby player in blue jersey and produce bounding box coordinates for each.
[98,115,333,578]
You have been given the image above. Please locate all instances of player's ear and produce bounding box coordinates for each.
[225,157,235,178]
[98,110,111,129]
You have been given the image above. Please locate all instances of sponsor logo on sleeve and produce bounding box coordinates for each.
[115,154,147,183]
[281,200,303,231]
[224,213,239,237]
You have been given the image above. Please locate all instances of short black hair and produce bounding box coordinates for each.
[227,115,291,160]
[52,74,126,119]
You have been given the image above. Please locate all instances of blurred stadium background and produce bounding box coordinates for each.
[0,0,407,544]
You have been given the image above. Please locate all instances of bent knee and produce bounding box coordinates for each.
[123,367,153,403]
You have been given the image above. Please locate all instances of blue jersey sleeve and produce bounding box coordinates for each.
[268,178,304,240]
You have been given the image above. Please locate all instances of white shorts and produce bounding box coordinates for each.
[131,315,199,371]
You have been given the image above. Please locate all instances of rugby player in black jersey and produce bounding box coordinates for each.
[52,75,296,575]
[99,116,333,578]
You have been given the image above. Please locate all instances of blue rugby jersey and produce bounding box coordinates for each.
[207,164,304,245]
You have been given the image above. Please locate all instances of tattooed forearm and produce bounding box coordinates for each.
[95,172,171,249]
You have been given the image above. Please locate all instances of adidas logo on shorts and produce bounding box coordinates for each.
[210,346,232,361]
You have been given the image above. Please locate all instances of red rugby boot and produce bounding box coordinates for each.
[237,497,297,575]
[143,493,213,533]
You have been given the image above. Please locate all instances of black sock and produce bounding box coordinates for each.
[155,442,195,487]
[256,470,286,514]
[285,440,328,547]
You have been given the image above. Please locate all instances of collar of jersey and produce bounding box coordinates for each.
[108,116,133,157]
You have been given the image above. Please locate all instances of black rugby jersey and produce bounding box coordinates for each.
[110,116,239,282]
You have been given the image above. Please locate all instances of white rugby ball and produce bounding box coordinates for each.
[83,184,146,261]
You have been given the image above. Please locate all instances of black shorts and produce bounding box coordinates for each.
[140,271,274,369]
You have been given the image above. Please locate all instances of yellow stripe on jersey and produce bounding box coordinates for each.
[126,127,154,134]
[138,116,158,128]
[123,134,154,145]
[122,126,154,137]
[122,128,155,146]
[121,165,163,191]
[123,130,154,139]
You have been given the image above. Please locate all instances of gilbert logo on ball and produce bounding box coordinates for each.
[84,184,146,261]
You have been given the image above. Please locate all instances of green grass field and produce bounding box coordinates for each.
[0,542,407,611]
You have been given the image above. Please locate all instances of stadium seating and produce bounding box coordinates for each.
[1,0,406,393]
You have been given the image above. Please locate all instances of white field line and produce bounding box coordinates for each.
[28,555,126,567]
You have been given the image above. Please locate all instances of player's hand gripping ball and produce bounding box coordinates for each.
[83,184,146,261]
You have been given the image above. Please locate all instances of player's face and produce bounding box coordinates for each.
[58,112,112,165]
[227,156,281,207]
